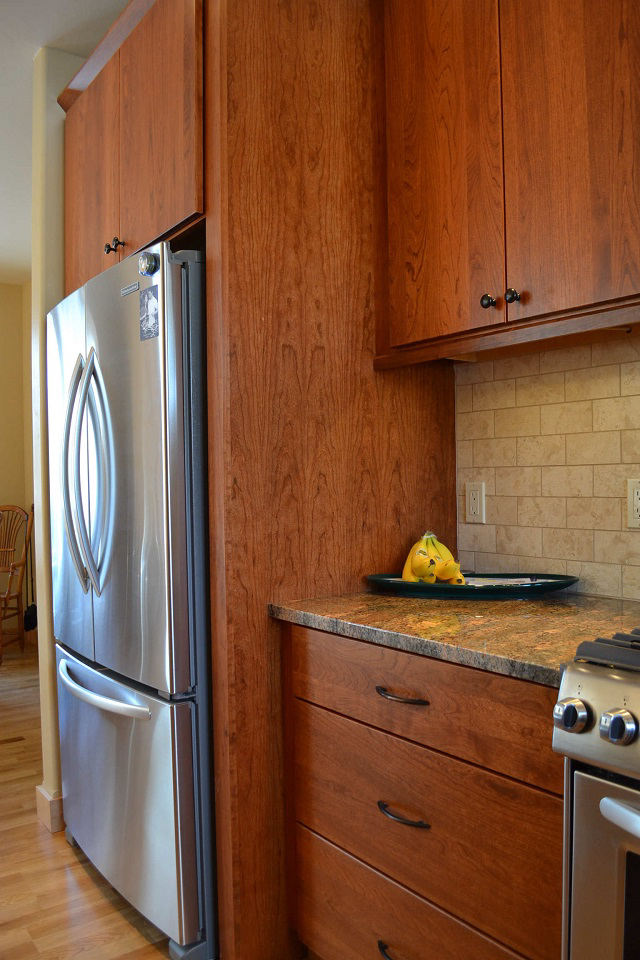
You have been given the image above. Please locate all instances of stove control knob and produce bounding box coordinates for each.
[600,709,638,745]
[553,697,590,733]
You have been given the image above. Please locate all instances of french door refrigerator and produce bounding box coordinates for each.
[47,243,216,960]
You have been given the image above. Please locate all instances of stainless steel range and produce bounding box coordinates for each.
[553,630,640,960]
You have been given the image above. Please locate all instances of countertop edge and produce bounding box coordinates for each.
[269,602,564,688]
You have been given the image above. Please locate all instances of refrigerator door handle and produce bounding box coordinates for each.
[58,658,151,720]
[90,349,116,594]
[62,354,89,592]
[74,350,101,594]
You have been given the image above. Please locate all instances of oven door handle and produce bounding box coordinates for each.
[600,796,640,839]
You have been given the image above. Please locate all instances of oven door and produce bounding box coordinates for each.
[571,770,640,959]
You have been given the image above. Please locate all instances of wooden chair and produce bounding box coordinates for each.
[0,504,34,665]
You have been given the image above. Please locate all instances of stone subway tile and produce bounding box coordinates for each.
[594,530,640,566]
[492,354,540,381]
[457,523,497,553]
[566,497,622,531]
[454,360,494,385]
[495,466,542,497]
[516,435,566,466]
[472,437,517,468]
[565,431,621,465]
[541,465,593,497]
[485,496,518,526]
[565,364,620,402]
[565,561,622,598]
[456,440,473,469]
[592,336,640,367]
[517,497,566,528]
[594,463,640,498]
[494,405,541,438]
[542,528,594,561]
[540,400,592,435]
[455,384,473,413]
[456,410,495,441]
[540,344,592,373]
[496,525,543,557]
[472,379,516,411]
[621,362,640,397]
[515,371,565,407]
[593,395,640,431]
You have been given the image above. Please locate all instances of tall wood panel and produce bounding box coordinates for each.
[119,0,203,255]
[205,1,457,957]
[384,0,505,347]
[64,56,120,296]
[501,0,640,321]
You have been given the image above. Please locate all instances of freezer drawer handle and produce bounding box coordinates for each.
[600,796,640,839]
[58,659,151,720]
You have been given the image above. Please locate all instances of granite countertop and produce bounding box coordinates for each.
[269,591,640,687]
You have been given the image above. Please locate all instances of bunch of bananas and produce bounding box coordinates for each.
[401,531,466,585]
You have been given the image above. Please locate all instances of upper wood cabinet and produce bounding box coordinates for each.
[63,0,203,295]
[378,0,640,365]
[65,57,121,297]
[384,0,505,347]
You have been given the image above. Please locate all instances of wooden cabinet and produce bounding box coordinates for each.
[285,625,563,960]
[62,0,203,295]
[378,0,640,365]
[64,57,121,296]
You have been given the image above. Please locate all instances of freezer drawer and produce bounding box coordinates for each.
[55,646,199,946]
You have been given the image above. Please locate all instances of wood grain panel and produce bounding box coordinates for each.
[294,701,563,960]
[501,0,640,321]
[204,1,457,957]
[290,625,563,794]
[64,55,120,295]
[119,0,203,255]
[296,825,522,960]
[384,0,505,346]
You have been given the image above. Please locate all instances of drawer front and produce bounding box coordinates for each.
[294,701,562,960]
[289,624,562,794]
[296,825,522,960]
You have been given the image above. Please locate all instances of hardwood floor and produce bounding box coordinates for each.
[0,646,170,959]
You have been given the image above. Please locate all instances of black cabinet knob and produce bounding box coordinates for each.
[104,236,125,255]
[504,287,521,303]
[480,293,497,309]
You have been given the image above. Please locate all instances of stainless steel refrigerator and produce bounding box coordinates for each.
[47,242,216,960]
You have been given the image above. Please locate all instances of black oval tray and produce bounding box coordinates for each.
[367,573,578,600]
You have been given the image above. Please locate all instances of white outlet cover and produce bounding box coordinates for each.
[465,481,486,524]
[628,478,640,529]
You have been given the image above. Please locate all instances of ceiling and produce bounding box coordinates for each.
[0,0,129,284]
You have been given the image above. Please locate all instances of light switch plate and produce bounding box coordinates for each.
[465,481,486,524]
[628,479,640,529]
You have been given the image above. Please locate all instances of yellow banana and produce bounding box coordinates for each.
[432,537,455,563]
[434,558,460,581]
[445,574,466,585]
[401,533,437,583]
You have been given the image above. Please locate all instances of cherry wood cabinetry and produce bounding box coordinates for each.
[64,57,121,296]
[384,0,505,347]
[378,0,640,365]
[61,0,202,294]
[285,625,563,960]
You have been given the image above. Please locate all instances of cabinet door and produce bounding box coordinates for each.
[119,0,203,255]
[501,0,640,322]
[385,0,505,347]
[65,55,120,295]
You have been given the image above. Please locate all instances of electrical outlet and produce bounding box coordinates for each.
[465,481,486,524]
[628,479,640,529]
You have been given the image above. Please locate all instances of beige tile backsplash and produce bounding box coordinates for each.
[455,338,640,600]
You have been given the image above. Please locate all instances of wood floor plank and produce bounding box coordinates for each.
[0,649,170,958]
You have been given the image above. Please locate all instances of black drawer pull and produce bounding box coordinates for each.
[378,941,406,960]
[377,800,430,829]
[375,685,429,706]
